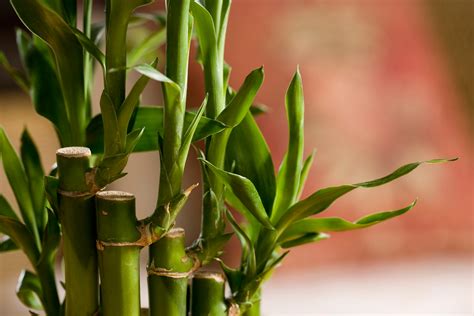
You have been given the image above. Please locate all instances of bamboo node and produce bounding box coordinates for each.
[147,253,200,279]
[227,301,240,316]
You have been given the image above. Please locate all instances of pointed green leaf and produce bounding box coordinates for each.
[297,149,316,199]
[0,215,39,263]
[44,176,59,213]
[202,159,273,229]
[99,91,121,156]
[225,114,276,215]
[20,129,46,231]
[16,30,71,146]
[0,195,19,221]
[277,158,457,231]
[37,209,60,267]
[125,128,145,154]
[0,127,38,241]
[11,0,87,143]
[128,28,166,66]
[272,69,305,224]
[16,270,43,311]
[217,67,264,128]
[71,28,105,69]
[190,1,217,66]
[217,258,243,295]
[280,232,329,249]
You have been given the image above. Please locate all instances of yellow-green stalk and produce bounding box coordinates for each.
[191,271,227,316]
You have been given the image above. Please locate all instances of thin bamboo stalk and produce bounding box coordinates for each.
[56,147,98,315]
[148,228,194,316]
[191,271,227,316]
[96,191,141,316]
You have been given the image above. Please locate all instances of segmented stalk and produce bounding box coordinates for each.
[191,271,227,316]
[96,191,141,316]
[56,147,98,316]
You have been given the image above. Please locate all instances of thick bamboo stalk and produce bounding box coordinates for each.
[191,272,227,316]
[56,147,98,315]
[96,191,141,316]
[148,228,194,316]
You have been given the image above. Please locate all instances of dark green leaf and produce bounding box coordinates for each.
[71,28,105,69]
[0,235,19,252]
[272,69,305,224]
[217,258,243,294]
[11,0,87,142]
[0,215,39,263]
[20,129,46,231]
[202,159,273,229]
[16,270,43,311]
[277,158,457,231]
[99,91,121,156]
[37,209,60,267]
[217,67,264,128]
[16,30,71,146]
[125,128,145,154]
[0,194,20,221]
[225,114,276,215]
[0,127,38,241]
[44,176,59,213]
[87,107,226,153]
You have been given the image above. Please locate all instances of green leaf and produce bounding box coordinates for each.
[0,215,39,264]
[276,158,457,231]
[20,129,46,231]
[11,0,87,144]
[0,127,38,242]
[0,235,19,252]
[226,210,256,277]
[217,67,264,128]
[37,209,60,267]
[87,107,226,153]
[71,28,105,69]
[44,176,59,213]
[128,28,166,66]
[99,91,121,156]
[0,50,29,92]
[280,232,329,249]
[16,270,43,311]
[125,128,145,154]
[0,195,20,221]
[297,149,316,199]
[217,258,243,295]
[177,96,207,172]
[202,159,273,229]
[190,1,217,67]
[272,69,305,224]
[225,114,276,215]
[16,30,71,146]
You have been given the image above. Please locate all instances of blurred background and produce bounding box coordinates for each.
[0,0,472,314]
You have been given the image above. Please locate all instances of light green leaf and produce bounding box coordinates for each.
[16,270,43,311]
[128,28,166,66]
[225,114,276,215]
[190,1,217,66]
[280,232,329,249]
[217,67,264,128]
[277,158,457,231]
[272,69,305,224]
[297,149,316,199]
[202,159,273,229]
[125,128,145,154]
[20,129,46,231]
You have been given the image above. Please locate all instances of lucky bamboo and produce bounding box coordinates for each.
[56,147,98,315]
[191,271,227,316]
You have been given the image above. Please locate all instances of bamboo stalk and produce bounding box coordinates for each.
[148,228,194,316]
[242,289,261,316]
[191,271,227,316]
[96,191,141,316]
[56,147,98,316]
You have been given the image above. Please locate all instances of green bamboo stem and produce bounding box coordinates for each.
[242,289,261,316]
[148,228,194,316]
[35,257,60,316]
[56,147,98,316]
[191,271,227,316]
[96,191,141,316]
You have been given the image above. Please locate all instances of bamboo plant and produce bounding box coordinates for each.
[0,0,456,315]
